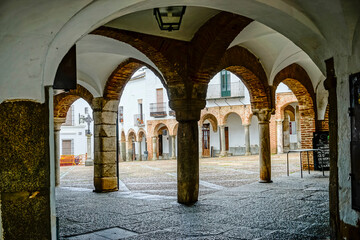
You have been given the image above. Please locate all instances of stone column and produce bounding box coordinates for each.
[169,95,206,205]
[276,120,283,154]
[93,97,118,192]
[171,135,176,159]
[198,126,203,158]
[254,109,273,183]
[243,124,251,156]
[152,136,157,160]
[85,133,94,166]
[0,100,52,238]
[120,141,126,161]
[54,117,65,186]
[137,141,142,161]
[219,125,227,157]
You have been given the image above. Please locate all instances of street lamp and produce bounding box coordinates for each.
[80,114,93,135]
[153,6,186,31]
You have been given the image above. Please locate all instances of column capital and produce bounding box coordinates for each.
[219,125,226,129]
[54,117,66,131]
[253,108,274,123]
[242,123,250,127]
[169,99,206,121]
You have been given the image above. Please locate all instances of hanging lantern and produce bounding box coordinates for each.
[153,6,186,31]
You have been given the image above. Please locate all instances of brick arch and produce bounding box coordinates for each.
[152,122,170,136]
[104,58,167,100]
[127,129,137,142]
[91,27,183,84]
[200,113,218,132]
[120,130,126,142]
[190,13,253,81]
[53,84,94,118]
[274,67,316,166]
[284,105,296,121]
[272,63,316,112]
[137,128,146,141]
[223,112,243,125]
[170,123,179,136]
[214,46,271,110]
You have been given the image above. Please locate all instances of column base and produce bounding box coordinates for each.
[219,152,228,157]
[259,180,273,183]
[85,159,94,166]
[245,152,252,156]
[94,177,118,192]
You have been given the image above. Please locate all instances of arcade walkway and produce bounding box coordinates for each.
[57,154,330,239]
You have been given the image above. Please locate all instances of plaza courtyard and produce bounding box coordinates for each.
[57,153,330,239]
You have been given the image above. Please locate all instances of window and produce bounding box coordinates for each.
[220,70,231,97]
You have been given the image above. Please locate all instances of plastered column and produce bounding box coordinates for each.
[93,97,118,192]
[152,136,157,160]
[276,120,283,154]
[254,109,273,183]
[219,125,228,157]
[171,135,176,159]
[137,141,142,161]
[54,117,65,186]
[295,106,301,148]
[283,115,290,152]
[243,124,251,156]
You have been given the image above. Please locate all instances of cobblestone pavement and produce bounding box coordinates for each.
[57,154,330,239]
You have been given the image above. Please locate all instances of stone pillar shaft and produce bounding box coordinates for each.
[0,101,52,238]
[243,124,251,156]
[198,126,203,157]
[171,135,176,159]
[254,109,272,183]
[152,136,157,160]
[276,120,283,154]
[219,125,227,157]
[93,97,118,192]
[177,120,199,204]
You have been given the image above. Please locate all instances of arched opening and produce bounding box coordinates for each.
[273,64,317,170]
[199,113,219,157]
[53,85,94,187]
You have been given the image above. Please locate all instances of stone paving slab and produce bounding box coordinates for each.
[57,155,330,239]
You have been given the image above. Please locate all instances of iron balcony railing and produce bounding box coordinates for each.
[150,102,167,117]
[169,109,176,117]
[134,114,145,126]
[206,81,245,99]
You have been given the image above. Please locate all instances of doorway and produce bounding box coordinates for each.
[202,123,210,157]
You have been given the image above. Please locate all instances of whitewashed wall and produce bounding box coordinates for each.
[59,98,94,156]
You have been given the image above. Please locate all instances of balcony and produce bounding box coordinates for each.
[206,81,245,99]
[150,102,167,118]
[134,114,145,127]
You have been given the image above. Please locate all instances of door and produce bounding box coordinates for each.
[62,140,73,155]
[350,73,360,210]
[158,134,163,157]
[221,70,231,97]
[225,127,229,151]
[202,124,210,157]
